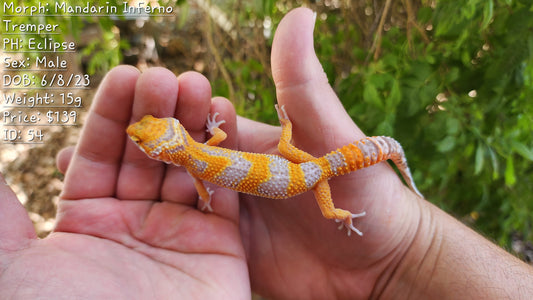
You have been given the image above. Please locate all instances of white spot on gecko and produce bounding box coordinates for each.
[214,153,252,188]
[258,155,290,198]
[300,161,322,189]
[325,152,347,175]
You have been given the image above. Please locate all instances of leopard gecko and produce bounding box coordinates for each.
[126,105,423,236]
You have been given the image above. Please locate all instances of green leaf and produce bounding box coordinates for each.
[445,67,460,84]
[388,80,402,107]
[446,117,461,135]
[488,147,499,180]
[376,115,395,136]
[417,6,433,23]
[437,136,456,153]
[511,140,533,161]
[481,0,494,30]
[475,144,485,175]
[363,84,384,109]
[505,156,516,187]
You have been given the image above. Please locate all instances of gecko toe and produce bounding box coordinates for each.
[335,211,365,236]
[202,201,214,212]
[200,187,215,212]
[206,112,226,135]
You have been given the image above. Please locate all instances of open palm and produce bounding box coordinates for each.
[0,67,249,299]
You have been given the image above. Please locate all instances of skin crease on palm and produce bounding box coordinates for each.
[1,7,533,300]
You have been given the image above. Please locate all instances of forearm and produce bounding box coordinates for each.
[380,198,533,299]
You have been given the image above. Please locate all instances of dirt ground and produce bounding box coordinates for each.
[1,127,79,237]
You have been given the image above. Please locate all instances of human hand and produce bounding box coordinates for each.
[0,67,250,299]
[237,8,425,299]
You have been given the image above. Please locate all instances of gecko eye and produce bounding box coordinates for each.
[130,135,141,144]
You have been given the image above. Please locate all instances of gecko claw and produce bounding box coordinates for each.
[335,211,366,236]
[206,112,226,135]
[275,104,289,122]
[200,187,215,212]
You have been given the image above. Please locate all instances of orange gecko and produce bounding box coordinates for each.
[127,105,423,236]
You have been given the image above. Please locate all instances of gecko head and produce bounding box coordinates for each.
[126,115,186,160]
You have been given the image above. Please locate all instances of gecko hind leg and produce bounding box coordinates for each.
[275,105,316,163]
[312,180,366,236]
[191,175,214,212]
[276,105,365,235]
[335,212,367,236]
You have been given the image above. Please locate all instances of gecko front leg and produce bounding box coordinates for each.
[191,113,227,212]
[205,112,227,146]
[190,174,214,212]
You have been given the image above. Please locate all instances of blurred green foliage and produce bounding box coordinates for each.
[4,0,532,248]
[206,0,533,247]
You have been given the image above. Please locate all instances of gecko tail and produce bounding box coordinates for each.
[378,136,424,198]
[396,163,424,198]
[333,136,423,198]
[377,136,423,198]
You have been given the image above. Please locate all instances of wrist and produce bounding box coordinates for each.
[377,197,533,299]
[370,193,438,299]
[379,199,443,299]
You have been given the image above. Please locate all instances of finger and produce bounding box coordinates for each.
[0,174,36,250]
[271,7,365,152]
[210,96,237,149]
[117,67,182,200]
[56,146,75,174]
[174,71,213,142]
[157,72,214,205]
[61,65,140,200]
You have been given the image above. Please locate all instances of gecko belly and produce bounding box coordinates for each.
[187,147,324,199]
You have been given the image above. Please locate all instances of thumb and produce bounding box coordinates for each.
[271,7,365,154]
